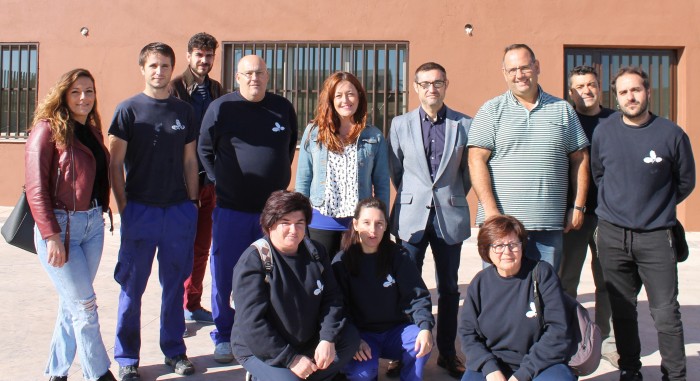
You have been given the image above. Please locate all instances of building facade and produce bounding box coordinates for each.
[2,0,699,228]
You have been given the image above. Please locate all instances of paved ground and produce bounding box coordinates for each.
[2,207,699,381]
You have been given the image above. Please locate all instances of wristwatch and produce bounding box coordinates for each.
[573,205,586,213]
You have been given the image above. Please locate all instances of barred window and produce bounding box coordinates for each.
[564,48,677,121]
[222,41,409,140]
[1,43,38,138]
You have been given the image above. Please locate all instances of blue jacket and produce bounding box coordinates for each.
[295,124,390,210]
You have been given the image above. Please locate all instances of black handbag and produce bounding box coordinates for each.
[672,219,689,262]
[1,187,37,254]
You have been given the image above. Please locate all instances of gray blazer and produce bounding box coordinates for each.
[388,107,472,245]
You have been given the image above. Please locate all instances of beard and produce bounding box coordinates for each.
[620,98,649,119]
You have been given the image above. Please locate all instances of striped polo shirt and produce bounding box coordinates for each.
[468,88,589,230]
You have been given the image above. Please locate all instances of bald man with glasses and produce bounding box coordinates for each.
[468,43,590,272]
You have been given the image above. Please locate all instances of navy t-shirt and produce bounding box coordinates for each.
[108,93,196,206]
[199,91,298,212]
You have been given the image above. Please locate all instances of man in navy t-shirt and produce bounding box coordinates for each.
[109,42,199,381]
[198,54,298,363]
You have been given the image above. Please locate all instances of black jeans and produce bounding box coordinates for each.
[596,219,686,380]
[560,215,612,338]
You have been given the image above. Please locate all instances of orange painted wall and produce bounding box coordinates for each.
[1,0,699,228]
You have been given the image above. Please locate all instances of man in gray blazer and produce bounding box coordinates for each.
[389,62,471,379]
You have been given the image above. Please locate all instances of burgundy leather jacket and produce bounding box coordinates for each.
[25,120,111,239]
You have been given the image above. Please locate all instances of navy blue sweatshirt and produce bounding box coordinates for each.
[591,113,695,229]
[198,91,298,212]
[332,244,434,333]
[459,259,570,381]
[231,237,345,367]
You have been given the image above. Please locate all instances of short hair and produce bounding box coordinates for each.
[260,190,313,235]
[188,32,219,53]
[568,65,599,88]
[138,42,176,67]
[414,62,447,82]
[503,44,536,63]
[311,71,368,153]
[477,215,528,264]
[611,66,650,93]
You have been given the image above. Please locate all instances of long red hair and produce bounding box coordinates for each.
[311,71,367,153]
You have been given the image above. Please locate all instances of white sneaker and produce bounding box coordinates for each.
[214,342,234,364]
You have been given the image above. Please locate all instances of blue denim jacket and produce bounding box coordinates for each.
[295,123,390,209]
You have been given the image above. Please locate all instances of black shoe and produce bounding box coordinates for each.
[118,365,140,381]
[97,370,117,381]
[386,360,402,378]
[49,377,67,381]
[620,370,643,381]
[437,354,466,379]
[165,354,195,376]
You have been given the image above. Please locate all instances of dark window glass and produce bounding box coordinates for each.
[564,48,677,121]
[222,41,409,141]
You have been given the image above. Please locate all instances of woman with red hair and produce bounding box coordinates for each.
[295,71,389,257]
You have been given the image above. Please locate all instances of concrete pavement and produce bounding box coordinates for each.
[2,207,698,381]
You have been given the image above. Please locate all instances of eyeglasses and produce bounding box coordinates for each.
[238,70,267,79]
[503,64,534,77]
[490,241,522,253]
[415,80,446,89]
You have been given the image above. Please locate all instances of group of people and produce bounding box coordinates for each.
[24,32,693,381]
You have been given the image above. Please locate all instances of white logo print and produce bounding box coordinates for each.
[383,274,396,288]
[643,150,663,164]
[525,302,538,319]
[272,122,285,132]
[313,280,324,295]
[171,119,186,130]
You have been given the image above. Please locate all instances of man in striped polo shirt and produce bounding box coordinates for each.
[468,44,589,271]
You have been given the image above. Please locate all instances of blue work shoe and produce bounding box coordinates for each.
[184,308,214,323]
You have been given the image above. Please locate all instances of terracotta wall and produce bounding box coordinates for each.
[1,0,699,228]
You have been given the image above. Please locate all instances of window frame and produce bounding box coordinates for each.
[564,47,677,121]
[0,42,39,139]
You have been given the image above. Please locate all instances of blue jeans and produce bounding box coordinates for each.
[114,201,197,366]
[35,207,111,380]
[524,230,563,271]
[210,207,263,344]
[461,363,575,381]
[345,324,430,381]
[400,210,462,357]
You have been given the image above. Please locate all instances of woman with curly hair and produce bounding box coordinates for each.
[25,69,115,381]
[295,71,390,257]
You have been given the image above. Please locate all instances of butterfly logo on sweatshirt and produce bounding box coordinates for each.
[383,274,396,288]
[313,280,324,295]
[171,119,186,131]
[525,302,538,319]
[643,150,663,164]
[272,122,285,132]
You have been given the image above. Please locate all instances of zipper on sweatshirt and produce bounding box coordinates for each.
[54,167,61,198]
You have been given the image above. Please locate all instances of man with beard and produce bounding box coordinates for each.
[198,54,298,363]
[591,66,695,381]
[168,32,224,326]
[559,65,618,366]
[110,42,199,380]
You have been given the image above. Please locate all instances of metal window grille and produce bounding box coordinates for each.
[222,41,409,140]
[1,43,38,138]
[564,48,677,121]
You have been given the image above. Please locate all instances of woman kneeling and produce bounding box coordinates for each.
[459,215,575,381]
[333,197,433,381]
